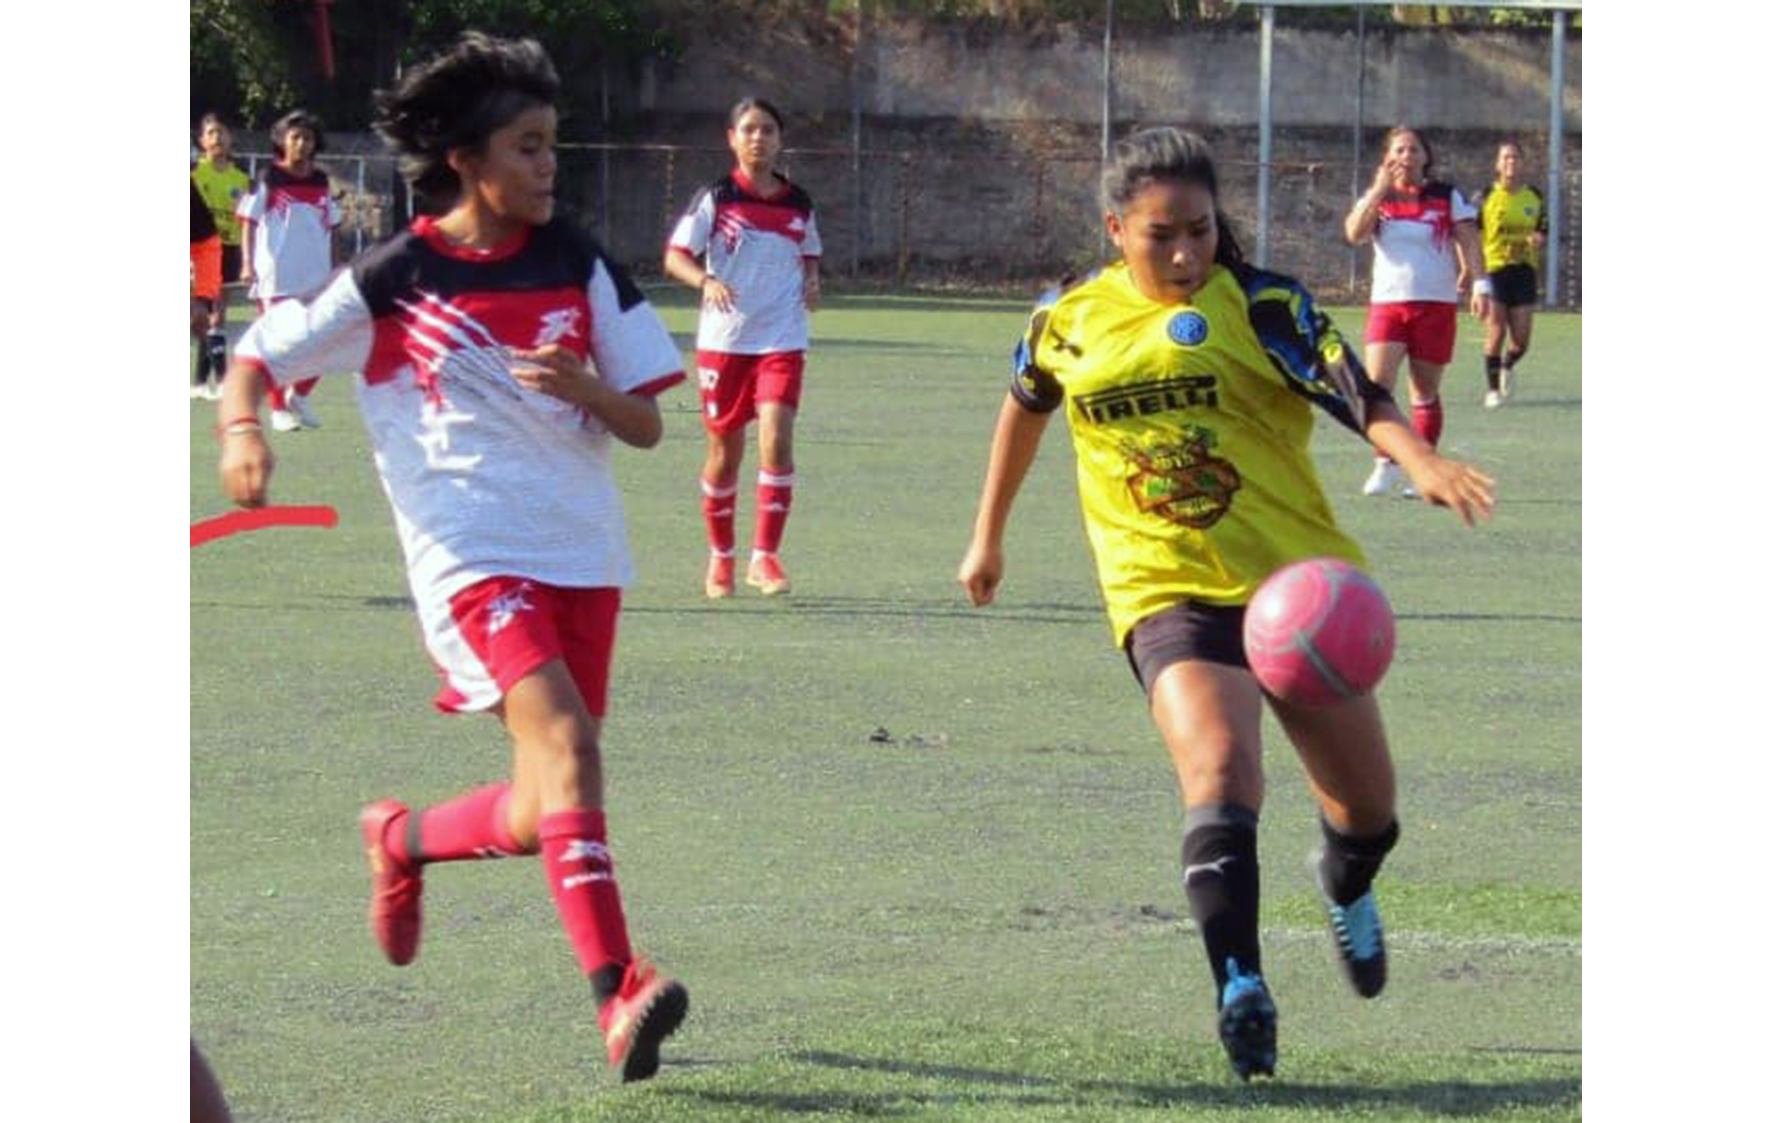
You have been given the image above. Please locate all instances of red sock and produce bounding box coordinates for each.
[1411,397,1444,448]
[700,476,737,557]
[293,376,320,399]
[394,782,528,866]
[539,809,633,977]
[754,467,795,555]
[267,382,289,410]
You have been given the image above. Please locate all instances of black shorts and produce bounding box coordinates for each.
[221,242,244,285]
[1488,263,1538,308]
[1124,599,1248,696]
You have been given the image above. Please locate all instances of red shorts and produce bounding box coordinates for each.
[695,350,804,435]
[190,235,223,305]
[427,577,621,716]
[1366,301,1457,366]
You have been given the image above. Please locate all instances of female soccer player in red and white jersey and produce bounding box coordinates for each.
[236,109,341,432]
[1343,126,1490,498]
[217,33,690,1083]
[664,97,821,598]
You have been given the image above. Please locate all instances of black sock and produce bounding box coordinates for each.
[195,336,212,383]
[1484,354,1502,391]
[1181,803,1262,1000]
[1317,816,1399,907]
[205,332,228,380]
[1504,346,1525,372]
[589,963,624,1006]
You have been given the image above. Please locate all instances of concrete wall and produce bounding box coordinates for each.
[643,20,1581,134]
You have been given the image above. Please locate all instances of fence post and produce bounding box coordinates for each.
[896,151,910,286]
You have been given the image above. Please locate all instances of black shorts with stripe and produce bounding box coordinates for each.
[1124,599,1249,696]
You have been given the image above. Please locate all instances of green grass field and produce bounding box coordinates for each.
[190,287,1580,1122]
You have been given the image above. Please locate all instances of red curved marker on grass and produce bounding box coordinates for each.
[191,505,338,549]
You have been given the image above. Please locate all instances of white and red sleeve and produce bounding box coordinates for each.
[234,270,374,390]
[1451,185,1478,224]
[800,209,823,260]
[235,180,266,224]
[585,257,684,398]
[666,190,714,258]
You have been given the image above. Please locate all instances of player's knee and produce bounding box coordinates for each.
[1177,735,1263,804]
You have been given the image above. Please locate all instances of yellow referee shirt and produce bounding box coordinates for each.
[1013,262,1388,645]
[1479,183,1546,273]
[191,160,252,247]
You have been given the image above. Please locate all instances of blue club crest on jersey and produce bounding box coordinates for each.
[1167,311,1209,347]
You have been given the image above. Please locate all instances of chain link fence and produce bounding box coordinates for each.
[239,131,1579,309]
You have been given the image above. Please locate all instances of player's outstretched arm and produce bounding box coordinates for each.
[1365,402,1495,527]
[217,359,275,508]
[959,395,1052,606]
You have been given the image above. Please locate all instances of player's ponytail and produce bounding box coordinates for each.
[372,31,560,212]
[1099,127,1244,268]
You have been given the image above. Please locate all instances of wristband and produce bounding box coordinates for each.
[701,273,717,290]
[1472,278,1493,297]
[218,418,263,439]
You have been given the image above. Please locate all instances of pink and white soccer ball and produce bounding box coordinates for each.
[1243,558,1395,706]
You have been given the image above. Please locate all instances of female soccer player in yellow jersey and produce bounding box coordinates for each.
[958,128,1494,1080]
[1477,142,1548,408]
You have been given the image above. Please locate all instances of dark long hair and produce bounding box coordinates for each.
[269,109,324,162]
[371,32,560,211]
[728,96,785,132]
[1099,127,1245,268]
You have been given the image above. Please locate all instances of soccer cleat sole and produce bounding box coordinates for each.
[617,980,689,1083]
[1217,988,1277,1080]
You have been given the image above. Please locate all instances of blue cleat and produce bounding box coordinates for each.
[1312,848,1388,998]
[1216,958,1277,1080]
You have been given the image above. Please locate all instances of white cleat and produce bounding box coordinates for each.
[270,408,301,432]
[1361,461,1402,497]
[1483,390,1504,410]
[288,394,322,429]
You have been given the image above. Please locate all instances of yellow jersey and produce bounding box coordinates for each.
[1013,261,1389,645]
[1478,182,1546,272]
[191,159,252,246]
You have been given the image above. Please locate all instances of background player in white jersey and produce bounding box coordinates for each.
[1343,126,1489,498]
[664,97,822,598]
[216,32,690,1083]
[236,109,341,431]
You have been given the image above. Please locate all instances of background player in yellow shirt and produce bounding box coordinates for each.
[191,113,251,400]
[1477,142,1548,408]
[958,128,1494,1081]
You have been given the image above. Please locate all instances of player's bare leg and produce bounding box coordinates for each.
[1482,301,1510,408]
[749,401,797,594]
[1269,692,1399,998]
[1501,304,1533,398]
[1149,661,1276,1079]
[1360,342,1409,495]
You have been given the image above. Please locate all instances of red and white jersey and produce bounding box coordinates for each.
[236,164,342,300]
[1369,180,1477,305]
[234,215,686,612]
[668,169,821,353]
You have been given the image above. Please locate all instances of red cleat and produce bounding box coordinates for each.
[598,958,689,1083]
[745,554,791,596]
[705,554,735,599]
[359,799,423,966]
